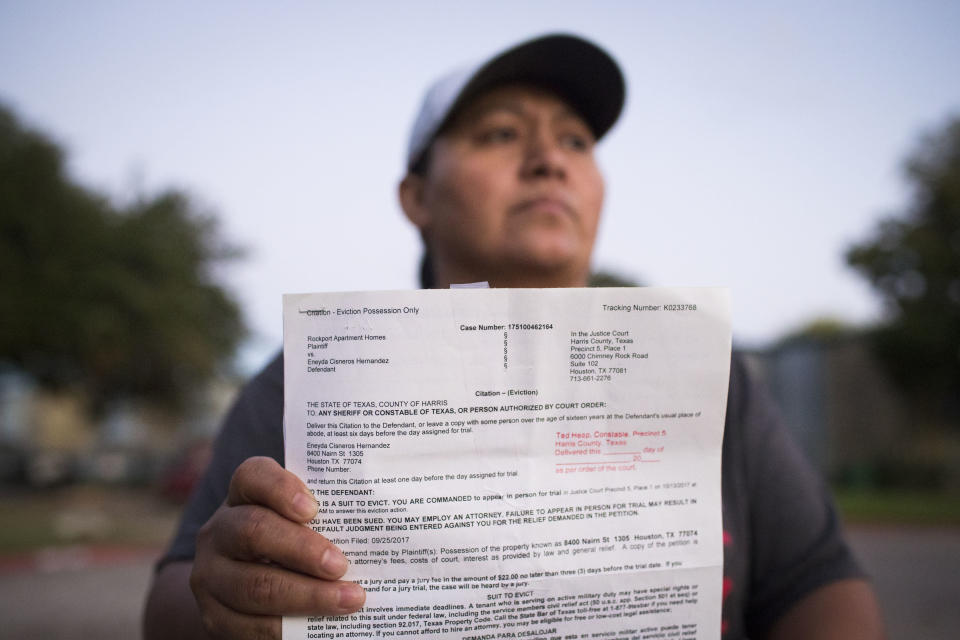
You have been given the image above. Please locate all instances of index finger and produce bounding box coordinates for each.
[226,456,319,523]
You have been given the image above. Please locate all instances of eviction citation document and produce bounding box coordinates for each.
[283,287,730,640]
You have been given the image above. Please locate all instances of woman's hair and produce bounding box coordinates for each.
[418,252,435,289]
[409,146,436,289]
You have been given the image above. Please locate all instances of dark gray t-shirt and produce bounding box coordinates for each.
[161,352,863,639]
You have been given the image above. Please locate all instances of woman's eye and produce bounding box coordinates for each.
[561,133,591,151]
[479,127,518,144]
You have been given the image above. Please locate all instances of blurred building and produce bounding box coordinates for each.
[745,334,958,490]
[0,363,239,487]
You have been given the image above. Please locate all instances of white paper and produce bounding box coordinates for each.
[283,287,730,640]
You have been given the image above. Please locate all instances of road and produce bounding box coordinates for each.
[846,525,960,640]
[0,525,957,639]
[1,559,154,639]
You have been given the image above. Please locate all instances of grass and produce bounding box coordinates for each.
[834,487,960,526]
[0,485,182,555]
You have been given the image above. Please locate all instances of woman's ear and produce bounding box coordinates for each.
[399,173,431,231]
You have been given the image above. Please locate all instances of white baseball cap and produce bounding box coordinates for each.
[405,33,626,171]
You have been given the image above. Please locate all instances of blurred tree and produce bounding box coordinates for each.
[846,115,960,421]
[777,316,857,345]
[589,269,641,287]
[0,104,244,412]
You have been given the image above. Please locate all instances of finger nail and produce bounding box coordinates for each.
[322,547,349,576]
[293,491,318,519]
[338,583,366,610]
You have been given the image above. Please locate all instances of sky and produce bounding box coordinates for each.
[2,1,959,371]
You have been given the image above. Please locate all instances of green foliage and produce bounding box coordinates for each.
[777,316,857,345]
[846,116,960,418]
[588,269,641,287]
[0,104,244,411]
